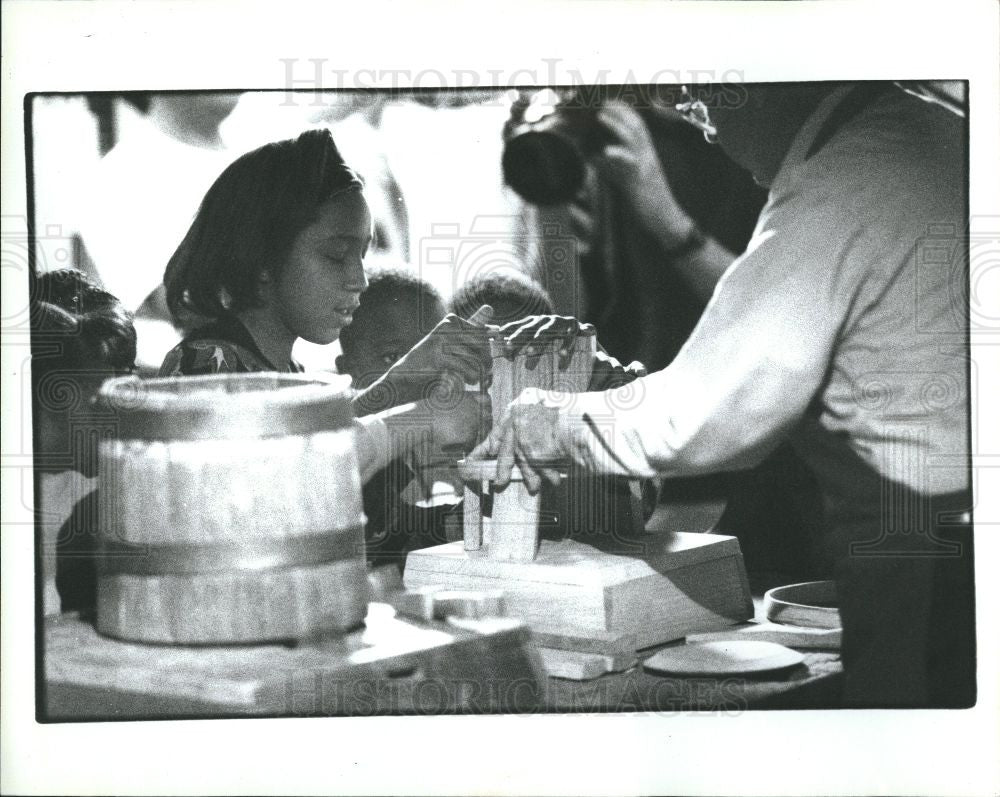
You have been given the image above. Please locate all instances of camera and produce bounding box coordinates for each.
[501,89,618,207]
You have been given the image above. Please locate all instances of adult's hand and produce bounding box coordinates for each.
[595,100,699,250]
[589,349,647,390]
[500,314,594,358]
[467,388,565,493]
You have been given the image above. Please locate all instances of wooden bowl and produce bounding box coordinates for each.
[763,580,842,630]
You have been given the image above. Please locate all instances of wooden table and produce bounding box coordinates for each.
[42,608,842,720]
[543,646,842,713]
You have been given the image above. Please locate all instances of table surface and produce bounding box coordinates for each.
[42,602,842,720]
[543,646,842,713]
[541,595,842,712]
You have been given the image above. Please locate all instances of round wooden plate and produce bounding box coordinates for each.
[642,641,805,676]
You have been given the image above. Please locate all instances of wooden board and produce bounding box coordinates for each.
[44,608,544,719]
[686,622,842,650]
[531,629,637,656]
[404,533,754,651]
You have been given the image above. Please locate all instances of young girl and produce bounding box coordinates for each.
[159,128,490,479]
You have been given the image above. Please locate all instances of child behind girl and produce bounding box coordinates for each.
[337,267,455,566]
[336,267,448,390]
[31,268,137,614]
[448,269,555,326]
[159,128,491,482]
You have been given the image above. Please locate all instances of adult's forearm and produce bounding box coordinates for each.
[663,233,737,303]
[554,386,775,481]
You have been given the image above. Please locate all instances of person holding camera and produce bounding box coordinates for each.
[475,82,974,708]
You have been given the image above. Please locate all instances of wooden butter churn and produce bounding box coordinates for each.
[95,372,367,644]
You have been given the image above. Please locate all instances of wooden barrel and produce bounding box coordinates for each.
[94,372,367,644]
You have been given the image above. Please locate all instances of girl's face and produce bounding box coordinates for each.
[276,190,373,345]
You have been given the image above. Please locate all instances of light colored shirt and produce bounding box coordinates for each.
[551,86,968,511]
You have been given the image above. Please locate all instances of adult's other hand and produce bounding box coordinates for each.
[467,388,565,493]
[595,100,698,250]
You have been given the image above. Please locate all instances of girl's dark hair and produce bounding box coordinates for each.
[164,128,364,324]
[30,269,137,388]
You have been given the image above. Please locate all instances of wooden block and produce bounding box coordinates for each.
[536,647,636,680]
[487,480,540,562]
[462,483,483,551]
[388,586,441,622]
[404,533,754,651]
[389,587,506,622]
[487,332,595,425]
[531,629,637,656]
[686,622,842,650]
[432,589,506,619]
[489,341,515,428]
[457,462,545,563]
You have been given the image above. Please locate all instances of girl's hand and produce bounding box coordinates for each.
[416,391,492,453]
[382,312,492,404]
[356,392,491,482]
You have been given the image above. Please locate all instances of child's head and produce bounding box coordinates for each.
[31,269,137,476]
[337,267,446,389]
[449,269,554,325]
[164,128,372,344]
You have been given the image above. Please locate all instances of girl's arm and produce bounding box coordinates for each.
[351,311,492,415]
[353,393,487,484]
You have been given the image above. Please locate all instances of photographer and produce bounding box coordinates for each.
[504,86,764,372]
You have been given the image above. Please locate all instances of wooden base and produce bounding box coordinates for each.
[97,558,368,644]
[404,532,754,652]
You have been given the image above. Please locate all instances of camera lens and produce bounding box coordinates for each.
[502,126,588,206]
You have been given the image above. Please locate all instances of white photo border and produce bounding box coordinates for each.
[2,2,999,795]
